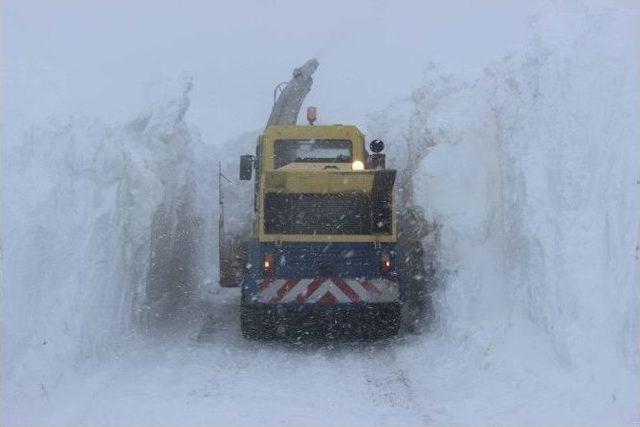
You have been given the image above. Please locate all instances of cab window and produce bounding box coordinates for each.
[273,139,352,168]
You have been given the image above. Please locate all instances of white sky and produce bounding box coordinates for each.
[4,0,539,144]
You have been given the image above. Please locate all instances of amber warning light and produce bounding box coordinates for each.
[307,106,317,125]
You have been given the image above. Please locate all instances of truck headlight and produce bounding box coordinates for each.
[352,160,364,170]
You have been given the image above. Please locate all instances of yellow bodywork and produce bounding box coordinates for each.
[256,125,396,243]
[264,170,374,194]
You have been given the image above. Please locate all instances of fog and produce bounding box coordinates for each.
[3,1,639,426]
[4,0,536,141]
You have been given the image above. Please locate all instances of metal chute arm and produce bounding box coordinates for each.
[266,59,319,127]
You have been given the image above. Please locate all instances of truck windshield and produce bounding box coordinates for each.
[273,139,352,169]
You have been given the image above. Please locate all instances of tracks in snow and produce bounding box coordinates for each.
[363,343,431,426]
[196,289,431,425]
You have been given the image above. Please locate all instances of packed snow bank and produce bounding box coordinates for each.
[2,78,214,409]
[397,3,639,424]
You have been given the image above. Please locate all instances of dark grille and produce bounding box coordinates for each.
[265,193,372,235]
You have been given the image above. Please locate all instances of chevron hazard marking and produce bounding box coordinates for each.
[296,277,325,303]
[332,277,360,302]
[269,278,299,303]
[307,280,350,303]
[280,279,312,303]
[254,278,399,303]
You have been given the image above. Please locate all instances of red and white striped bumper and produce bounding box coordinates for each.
[254,277,399,304]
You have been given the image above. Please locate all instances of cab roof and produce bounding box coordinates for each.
[263,125,364,141]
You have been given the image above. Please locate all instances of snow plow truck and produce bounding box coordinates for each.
[236,121,401,339]
[216,59,430,340]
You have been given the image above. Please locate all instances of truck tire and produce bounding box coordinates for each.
[240,287,275,340]
[240,305,273,340]
[379,303,402,338]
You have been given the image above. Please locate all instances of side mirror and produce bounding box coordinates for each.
[369,139,384,153]
[240,155,254,180]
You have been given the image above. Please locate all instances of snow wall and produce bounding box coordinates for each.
[2,79,218,403]
[379,5,639,423]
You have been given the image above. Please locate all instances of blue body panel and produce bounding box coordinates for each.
[242,240,402,304]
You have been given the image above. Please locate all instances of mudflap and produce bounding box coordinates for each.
[240,302,401,341]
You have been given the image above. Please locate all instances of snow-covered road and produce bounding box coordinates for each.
[10,285,637,427]
[21,290,433,427]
